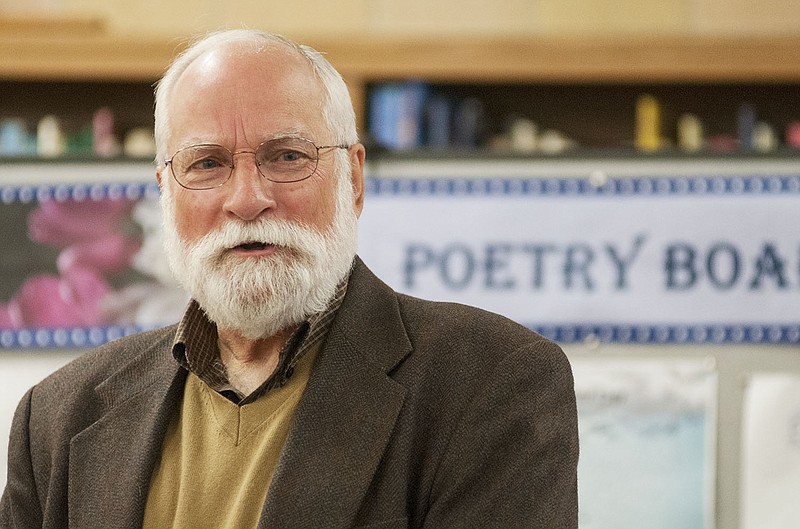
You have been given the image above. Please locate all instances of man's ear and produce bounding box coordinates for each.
[349,144,366,218]
[156,166,164,190]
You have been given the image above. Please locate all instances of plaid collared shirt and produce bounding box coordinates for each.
[171,277,348,405]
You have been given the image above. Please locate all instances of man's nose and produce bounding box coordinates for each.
[222,152,276,221]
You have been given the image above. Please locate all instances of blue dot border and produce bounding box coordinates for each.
[529,323,800,345]
[365,174,800,198]
[0,182,160,205]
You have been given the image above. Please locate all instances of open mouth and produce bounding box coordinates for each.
[234,241,270,251]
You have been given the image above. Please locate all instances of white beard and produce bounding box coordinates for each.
[161,167,358,340]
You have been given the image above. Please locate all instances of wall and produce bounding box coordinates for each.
[3,0,800,38]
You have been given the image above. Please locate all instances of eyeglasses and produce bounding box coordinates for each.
[165,137,350,190]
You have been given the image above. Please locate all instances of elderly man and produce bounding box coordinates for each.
[1,29,578,528]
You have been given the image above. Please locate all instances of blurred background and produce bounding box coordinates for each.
[1,1,799,528]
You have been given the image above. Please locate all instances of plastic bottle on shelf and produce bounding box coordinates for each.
[0,118,31,157]
[786,122,800,149]
[92,107,121,158]
[635,94,663,152]
[677,113,704,153]
[36,115,64,158]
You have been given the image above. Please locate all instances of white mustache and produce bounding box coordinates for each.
[191,218,325,259]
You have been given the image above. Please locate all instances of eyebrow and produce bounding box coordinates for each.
[174,138,216,150]
[173,130,319,151]
[267,129,316,141]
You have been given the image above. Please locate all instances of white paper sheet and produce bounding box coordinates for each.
[572,357,717,529]
[741,373,800,529]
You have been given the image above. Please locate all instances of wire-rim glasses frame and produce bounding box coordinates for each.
[164,137,351,190]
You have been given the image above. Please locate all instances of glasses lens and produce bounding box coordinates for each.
[172,144,232,189]
[256,138,319,182]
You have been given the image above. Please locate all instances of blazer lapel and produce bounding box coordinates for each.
[261,260,412,529]
[67,329,185,528]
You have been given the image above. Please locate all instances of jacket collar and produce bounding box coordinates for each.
[261,258,412,528]
[66,258,411,529]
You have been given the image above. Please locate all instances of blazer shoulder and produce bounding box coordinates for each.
[392,293,570,380]
[27,325,178,425]
[347,259,568,374]
[397,293,554,348]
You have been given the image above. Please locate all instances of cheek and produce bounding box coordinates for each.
[171,189,222,243]
[284,178,339,229]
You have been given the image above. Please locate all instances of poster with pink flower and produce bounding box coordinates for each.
[0,183,187,348]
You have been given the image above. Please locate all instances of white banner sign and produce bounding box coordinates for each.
[358,174,800,344]
[0,167,798,348]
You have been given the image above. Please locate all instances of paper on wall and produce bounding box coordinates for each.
[572,357,717,529]
[741,373,800,529]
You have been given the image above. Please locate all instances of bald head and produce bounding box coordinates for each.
[154,29,358,166]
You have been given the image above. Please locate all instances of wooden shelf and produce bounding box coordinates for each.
[314,35,800,83]
[3,30,800,82]
[4,28,799,126]
[304,36,800,130]
[3,19,799,139]
[0,15,168,80]
[0,35,179,81]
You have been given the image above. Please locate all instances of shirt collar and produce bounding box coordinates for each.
[171,270,350,404]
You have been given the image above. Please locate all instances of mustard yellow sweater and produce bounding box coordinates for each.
[143,346,318,529]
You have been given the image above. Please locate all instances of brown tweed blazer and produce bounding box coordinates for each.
[1,258,578,528]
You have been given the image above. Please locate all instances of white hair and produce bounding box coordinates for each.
[153,29,358,166]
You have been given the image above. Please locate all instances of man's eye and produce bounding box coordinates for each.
[192,158,224,170]
[278,150,305,162]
